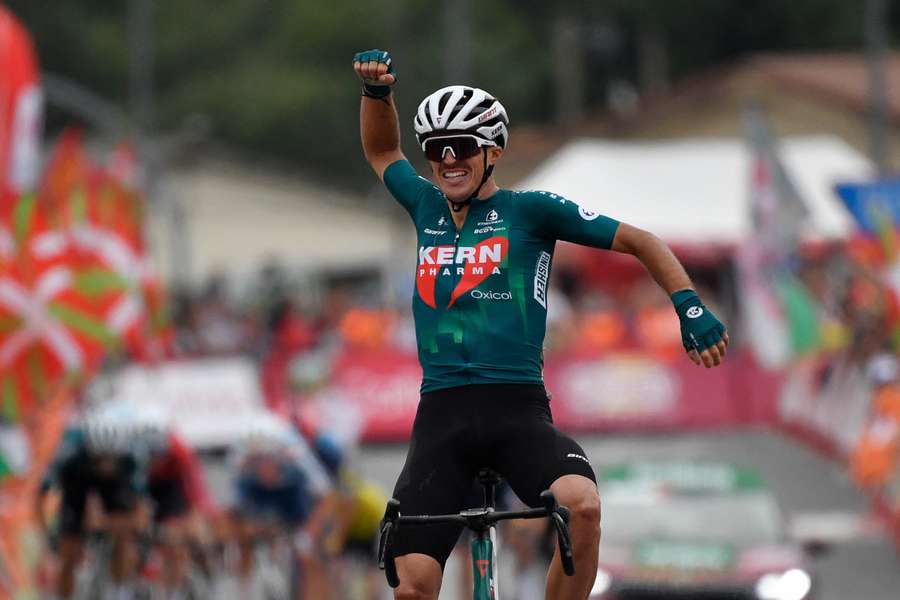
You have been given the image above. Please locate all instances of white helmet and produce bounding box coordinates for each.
[83,401,170,455]
[83,405,133,455]
[239,412,293,455]
[414,85,510,150]
[131,403,171,453]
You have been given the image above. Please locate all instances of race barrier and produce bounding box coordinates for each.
[284,346,780,442]
[778,354,900,546]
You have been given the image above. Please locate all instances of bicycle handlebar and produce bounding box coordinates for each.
[540,490,576,577]
[378,490,576,589]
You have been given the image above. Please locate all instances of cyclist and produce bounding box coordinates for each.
[229,411,336,598]
[139,405,217,595]
[310,429,388,600]
[352,49,729,600]
[36,404,151,599]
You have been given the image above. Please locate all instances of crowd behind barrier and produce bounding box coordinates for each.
[772,236,900,546]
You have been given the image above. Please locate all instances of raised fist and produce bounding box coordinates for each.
[352,49,396,87]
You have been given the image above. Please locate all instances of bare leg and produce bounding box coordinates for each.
[455,541,472,600]
[107,513,140,585]
[57,537,83,599]
[544,475,600,600]
[393,553,443,600]
[159,520,190,591]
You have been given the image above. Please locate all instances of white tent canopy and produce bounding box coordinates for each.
[515,136,872,245]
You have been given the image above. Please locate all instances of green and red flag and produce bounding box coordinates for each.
[0,191,117,418]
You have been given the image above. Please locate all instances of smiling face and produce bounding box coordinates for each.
[428,145,503,203]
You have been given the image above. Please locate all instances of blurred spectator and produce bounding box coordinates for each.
[192,274,252,356]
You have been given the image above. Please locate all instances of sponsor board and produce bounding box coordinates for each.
[554,356,679,420]
[93,358,267,448]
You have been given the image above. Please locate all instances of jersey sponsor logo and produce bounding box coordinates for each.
[424,228,448,236]
[416,236,509,309]
[473,225,506,234]
[533,251,551,308]
[477,210,504,227]
[418,243,504,265]
[686,306,704,319]
[438,216,447,226]
[470,290,512,301]
[578,207,600,221]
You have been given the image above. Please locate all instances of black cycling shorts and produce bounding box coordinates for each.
[59,461,139,536]
[149,476,190,523]
[391,383,595,569]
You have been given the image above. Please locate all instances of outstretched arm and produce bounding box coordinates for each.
[353,50,404,179]
[611,222,692,295]
[612,222,729,367]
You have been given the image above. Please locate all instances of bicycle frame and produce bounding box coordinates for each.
[471,469,501,600]
[470,523,499,600]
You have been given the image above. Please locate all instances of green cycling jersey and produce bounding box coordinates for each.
[384,159,620,393]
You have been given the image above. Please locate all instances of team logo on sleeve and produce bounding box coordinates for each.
[578,207,600,221]
[533,251,551,308]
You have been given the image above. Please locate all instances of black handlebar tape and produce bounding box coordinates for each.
[539,491,575,576]
[380,499,402,588]
[377,522,391,569]
[385,546,400,588]
[552,512,576,576]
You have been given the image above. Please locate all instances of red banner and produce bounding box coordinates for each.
[291,347,778,443]
[545,351,738,431]
[300,348,422,442]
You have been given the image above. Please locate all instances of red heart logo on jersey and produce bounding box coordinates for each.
[448,236,508,307]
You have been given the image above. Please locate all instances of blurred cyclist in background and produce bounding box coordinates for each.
[311,429,387,600]
[229,411,337,599]
[36,403,151,600]
[140,404,217,596]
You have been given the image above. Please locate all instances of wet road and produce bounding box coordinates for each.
[356,429,900,600]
